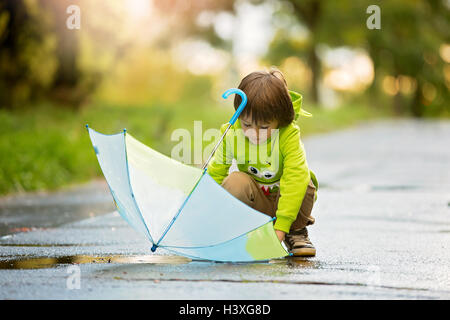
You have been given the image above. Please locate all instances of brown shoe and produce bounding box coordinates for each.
[284,227,316,257]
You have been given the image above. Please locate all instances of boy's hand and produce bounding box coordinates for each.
[275,230,285,242]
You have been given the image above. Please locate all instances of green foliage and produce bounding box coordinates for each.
[0,0,57,107]
[0,0,448,196]
[0,98,229,195]
[0,100,390,196]
[268,0,450,116]
[0,106,93,194]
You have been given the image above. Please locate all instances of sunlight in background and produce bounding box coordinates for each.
[125,0,153,20]
[444,65,450,90]
[212,11,235,40]
[382,75,418,97]
[440,44,450,63]
[171,40,230,75]
[279,56,312,91]
[80,0,165,46]
[382,76,400,96]
[79,0,379,107]
[320,47,374,93]
[232,1,275,76]
[195,1,277,77]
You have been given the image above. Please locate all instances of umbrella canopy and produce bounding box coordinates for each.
[86,89,288,262]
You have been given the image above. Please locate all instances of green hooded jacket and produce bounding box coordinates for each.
[207,90,319,233]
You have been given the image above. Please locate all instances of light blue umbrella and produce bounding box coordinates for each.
[86,89,288,262]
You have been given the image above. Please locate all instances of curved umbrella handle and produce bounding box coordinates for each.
[201,88,247,171]
[223,88,247,125]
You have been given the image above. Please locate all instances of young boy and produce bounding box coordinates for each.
[207,68,319,256]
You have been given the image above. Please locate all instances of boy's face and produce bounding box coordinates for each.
[240,113,278,145]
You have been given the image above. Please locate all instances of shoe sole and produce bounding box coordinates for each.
[290,247,316,257]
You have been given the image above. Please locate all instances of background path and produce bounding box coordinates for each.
[0,119,449,299]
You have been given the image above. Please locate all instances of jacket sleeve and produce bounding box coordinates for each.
[274,125,311,233]
[207,123,233,185]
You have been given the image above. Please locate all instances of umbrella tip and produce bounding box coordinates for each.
[151,244,158,252]
[85,124,89,129]
[123,128,127,133]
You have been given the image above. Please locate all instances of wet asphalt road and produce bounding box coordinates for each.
[0,119,449,299]
[0,179,114,237]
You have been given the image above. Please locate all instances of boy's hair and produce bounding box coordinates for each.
[234,68,294,128]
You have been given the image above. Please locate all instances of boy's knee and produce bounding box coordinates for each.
[221,171,255,203]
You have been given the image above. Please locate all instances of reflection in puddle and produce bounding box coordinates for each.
[286,257,320,268]
[0,253,320,270]
[0,255,192,270]
[0,243,98,247]
[270,256,320,269]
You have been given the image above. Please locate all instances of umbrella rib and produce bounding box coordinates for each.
[123,129,154,243]
[201,123,231,170]
[153,168,207,250]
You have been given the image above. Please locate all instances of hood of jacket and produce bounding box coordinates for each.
[289,90,312,121]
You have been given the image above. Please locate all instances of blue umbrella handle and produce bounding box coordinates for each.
[223,88,247,125]
[201,88,248,171]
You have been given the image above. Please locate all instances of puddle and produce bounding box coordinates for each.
[286,257,320,268]
[0,254,192,270]
[0,254,317,270]
[0,243,98,247]
[270,256,319,268]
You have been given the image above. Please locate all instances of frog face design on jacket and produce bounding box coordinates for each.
[243,161,280,184]
[233,126,282,190]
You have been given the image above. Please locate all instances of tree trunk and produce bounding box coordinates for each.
[307,44,320,104]
[0,0,29,109]
[291,0,321,105]
[393,91,404,115]
[40,0,83,109]
[411,83,424,118]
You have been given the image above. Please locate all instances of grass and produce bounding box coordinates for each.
[0,99,390,196]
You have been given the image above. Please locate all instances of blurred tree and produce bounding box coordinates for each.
[151,0,234,48]
[267,0,450,116]
[0,0,96,109]
[363,0,450,117]
[0,0,235,110]
[40,0,89,109]
[265,0,322,104]
[0,0,51,109]
[35,0,87,109]
[288,0,321,104]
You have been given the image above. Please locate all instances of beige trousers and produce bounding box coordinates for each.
[221,171,316,232]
